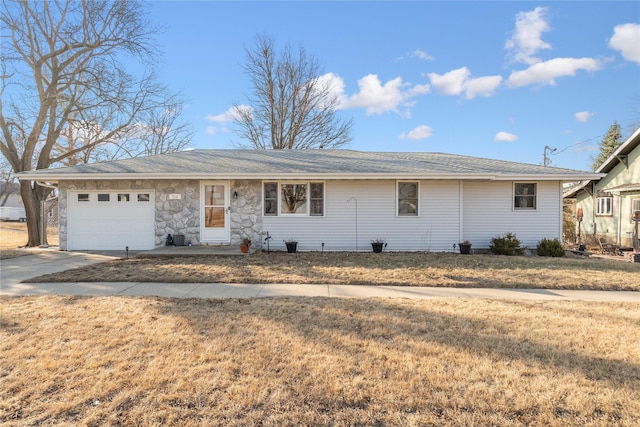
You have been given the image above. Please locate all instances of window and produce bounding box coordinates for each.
[118,193,130,202]
[264,182,278,216]
[77,194,89,202]
[514,183,536,210]
[263,182,324,216]
[596,196,612,216]
[137,193,150,202]
[632,198,640,221]
[98,194,110,202]
[398,181,419,216]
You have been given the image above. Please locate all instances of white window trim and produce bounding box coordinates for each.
[630,198,640,222]
[262,181,325,217]
[396,180,420,217]
[595,196,613,216]
[513,182,537,211]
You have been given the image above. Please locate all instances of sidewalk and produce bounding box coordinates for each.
[2,281,639,301]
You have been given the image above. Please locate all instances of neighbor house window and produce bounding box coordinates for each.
[137,193,150,202]
[118,193,130,202]
[98,194,110,202]
[263,181,324,216]
[514,183,536,210]
[596,196,612,216]
[398,181,419,216]
[77,194,89,202]
[631,198,640,221]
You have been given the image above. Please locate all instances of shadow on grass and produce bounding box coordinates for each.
[156,297,640,389]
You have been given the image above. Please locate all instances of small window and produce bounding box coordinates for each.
[514,183,536,210]
[310,183,324,216]
[398,181,419,216]
[264,182,278,216]
[97,194,110,202]
[118,194,130,202]
[78,194,89,202]
[137,193,150,202]
[596,196,612,216]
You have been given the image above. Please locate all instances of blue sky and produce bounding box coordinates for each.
[147,1,640,171]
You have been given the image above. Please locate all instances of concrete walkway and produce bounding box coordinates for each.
[1,250,639,301]
[2,281,639,301]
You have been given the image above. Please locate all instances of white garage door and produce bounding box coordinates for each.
[68,190,155,250]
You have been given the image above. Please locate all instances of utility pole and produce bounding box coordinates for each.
[543,145,557,166]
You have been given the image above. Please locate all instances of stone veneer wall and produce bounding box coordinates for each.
[58,179,264,250]
[58,180,201,250]
[230,179,263,248]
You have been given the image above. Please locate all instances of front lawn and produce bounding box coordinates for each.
[25,252,640,291]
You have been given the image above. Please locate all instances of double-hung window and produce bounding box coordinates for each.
[397,181,419,216]
[596,196,613,216]
[514,183,536,210]
[631,198,640,221]
[263,182,324,217]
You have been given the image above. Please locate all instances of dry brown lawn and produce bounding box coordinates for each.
[27,251,640,291]
[0,222,58,259]
[1,296,638,426]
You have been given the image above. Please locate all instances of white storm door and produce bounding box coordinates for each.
[200,181,230,243]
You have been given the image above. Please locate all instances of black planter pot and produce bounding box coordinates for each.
[371,242,385,253]
[285,242,298,253]
[459,243,472,255]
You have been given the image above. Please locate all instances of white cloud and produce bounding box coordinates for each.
[494,131,518,142]
[315,72,349,109]
[505,7,552,65]
[205,126,217,135]
[464,75,503,99]
[428,67,502,99]
[609,23,640,64]
[205,105,252,123]
[399,125,433,141]
[411,48,434,61]
[575,111,595,122]
[343,74,428,115]
[506,57,601,88]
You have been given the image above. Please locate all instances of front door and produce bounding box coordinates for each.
[200,181,230,243]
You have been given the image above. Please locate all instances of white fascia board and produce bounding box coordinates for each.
[17,172,604,181]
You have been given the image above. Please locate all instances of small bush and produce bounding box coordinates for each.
[537,238,565,257]
[490,232,524,256]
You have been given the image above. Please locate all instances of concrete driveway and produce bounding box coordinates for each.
[1,249,125,288]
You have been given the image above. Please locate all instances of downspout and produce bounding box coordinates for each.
[616,192,622,245]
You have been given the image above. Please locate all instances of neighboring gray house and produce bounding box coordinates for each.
[18,149,600,252]
[564,127,640,248]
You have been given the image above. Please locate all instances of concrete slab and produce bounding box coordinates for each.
[0,281,133,297]
[258,284,329,298]
[117,282,202,298]
[186,283,264,298]
[1,250,120,288]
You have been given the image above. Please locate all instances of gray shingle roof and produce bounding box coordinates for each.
[18,149,601,181]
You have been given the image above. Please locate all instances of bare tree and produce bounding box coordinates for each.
[0,157,17,206]
[0,0,188,247]
[233,34,352,150]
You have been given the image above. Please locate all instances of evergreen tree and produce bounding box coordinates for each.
[592,122,623,170]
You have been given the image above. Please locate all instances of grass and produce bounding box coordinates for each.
[0,222,58,259]
[1,296,638,426]
[26,251,640,291]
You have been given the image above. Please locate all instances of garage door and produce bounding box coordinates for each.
[68,190,155,250]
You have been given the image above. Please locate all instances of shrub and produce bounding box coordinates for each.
[489,232,524,256]
[537,238,565,257]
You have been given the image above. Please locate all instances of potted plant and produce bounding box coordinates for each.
[284,238,298,253]
[371,238,387,253]
[458,240,472,255]
[240,238,251,254]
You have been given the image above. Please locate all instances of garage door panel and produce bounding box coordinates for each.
[69,191,155,250]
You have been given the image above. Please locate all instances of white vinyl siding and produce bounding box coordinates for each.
[263,180,460,252]
[464,181,560,248]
